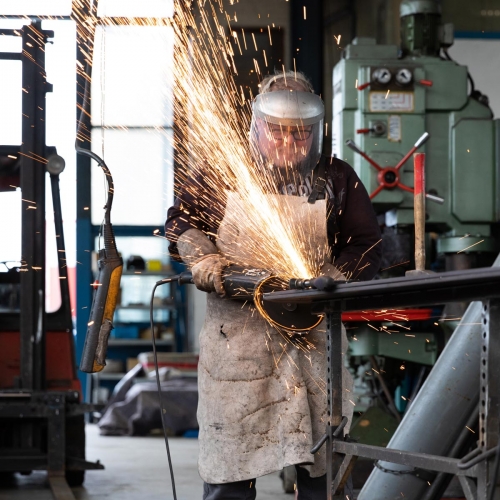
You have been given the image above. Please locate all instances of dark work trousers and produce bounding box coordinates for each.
[202,466,353,500]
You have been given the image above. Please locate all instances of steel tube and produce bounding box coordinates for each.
[357,255,500,500]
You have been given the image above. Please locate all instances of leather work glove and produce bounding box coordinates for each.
[191,254,227,295]
[320,262,346,281]
[177,228,219,266]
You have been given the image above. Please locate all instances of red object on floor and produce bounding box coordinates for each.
[342,308,433,322]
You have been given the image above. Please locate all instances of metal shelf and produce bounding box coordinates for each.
[115,304,175,310]
[121,270,175,276]
[108,339,174,347]
[92,372,125,380]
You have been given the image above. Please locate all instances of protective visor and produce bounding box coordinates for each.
[250,90,325,177]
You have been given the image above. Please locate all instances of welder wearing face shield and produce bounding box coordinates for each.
[165,71,382,499]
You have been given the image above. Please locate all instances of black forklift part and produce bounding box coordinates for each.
[0,21,103,500]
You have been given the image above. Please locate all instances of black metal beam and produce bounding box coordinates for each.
[0,53,22,60]
[19,22,52,391]
[290,0,323,95]
[75,0,95,401]
[263,267,500,310]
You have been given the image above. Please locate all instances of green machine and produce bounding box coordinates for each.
[332,0,500,262]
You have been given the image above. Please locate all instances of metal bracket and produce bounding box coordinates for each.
[459,475,478,500]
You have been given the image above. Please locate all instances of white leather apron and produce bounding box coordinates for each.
[197,192,353,483]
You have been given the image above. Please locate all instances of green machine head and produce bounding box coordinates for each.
[332,0,499,265]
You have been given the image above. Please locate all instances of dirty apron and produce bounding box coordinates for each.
[197,192,353,484]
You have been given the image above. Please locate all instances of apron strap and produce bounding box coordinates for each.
[308,158,327,204]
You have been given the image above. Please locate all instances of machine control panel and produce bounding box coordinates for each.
[370,66,416,90]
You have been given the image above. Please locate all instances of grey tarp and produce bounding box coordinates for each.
[98,376,198,436]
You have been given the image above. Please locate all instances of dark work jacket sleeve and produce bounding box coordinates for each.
[165,174,223,261]
[332,164,382,281]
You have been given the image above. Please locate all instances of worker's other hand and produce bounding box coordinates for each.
[320,263,346,281]
[191,254,227,295]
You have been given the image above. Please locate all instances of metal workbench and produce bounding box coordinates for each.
[264,266,500,500]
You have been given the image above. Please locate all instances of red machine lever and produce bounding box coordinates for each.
[356,128,371,134]
[357,82,371,91]
[346,133,431,200]
[418,79,433,87]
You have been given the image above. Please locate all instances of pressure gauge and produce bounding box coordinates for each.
[372,68,392,85]
[396,68,413,85]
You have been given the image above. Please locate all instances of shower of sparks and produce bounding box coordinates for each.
[64,0,387,364]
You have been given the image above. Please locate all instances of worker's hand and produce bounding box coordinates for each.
[320,262,346,281]
[191,254,227,295]
[177,228,218,266]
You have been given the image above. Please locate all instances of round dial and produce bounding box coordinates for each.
[396,68,413,85]
[373,68,392,85]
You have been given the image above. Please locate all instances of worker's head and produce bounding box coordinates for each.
[250,70,324,179]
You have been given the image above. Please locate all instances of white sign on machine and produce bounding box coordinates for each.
[369,91,414,112]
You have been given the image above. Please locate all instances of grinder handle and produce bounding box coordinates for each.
[289,275,338,292]
[178,271,193,285]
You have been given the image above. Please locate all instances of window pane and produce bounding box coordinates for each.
[0,60,22,145]
[91,128,173,225]
[0,32,22,52]
[91,26,173,127]
[97,0,174,18]
[107,236,170,265]
[0,0,71,16]
[45,20,77,264]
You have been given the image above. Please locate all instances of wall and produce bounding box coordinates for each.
[448,39,500,118]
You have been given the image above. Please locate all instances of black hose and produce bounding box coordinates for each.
[150,278,178,500]
[75,149,114,224]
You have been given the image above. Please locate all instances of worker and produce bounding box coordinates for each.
[165,71,382,499]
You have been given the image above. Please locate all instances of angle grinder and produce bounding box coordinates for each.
[174,264,338,332]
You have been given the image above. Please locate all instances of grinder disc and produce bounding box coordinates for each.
[254,276,322,332]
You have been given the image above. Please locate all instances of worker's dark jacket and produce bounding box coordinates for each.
[165,156,382,281]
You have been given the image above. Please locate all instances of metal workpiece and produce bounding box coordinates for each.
[265,266,500,309]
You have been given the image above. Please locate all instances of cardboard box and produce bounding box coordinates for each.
[126,357,139,372]
[138,352,198,374]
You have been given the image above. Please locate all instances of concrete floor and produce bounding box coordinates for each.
[0,425,291,500]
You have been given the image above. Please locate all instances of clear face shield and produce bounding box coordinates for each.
[250,90,325,180]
